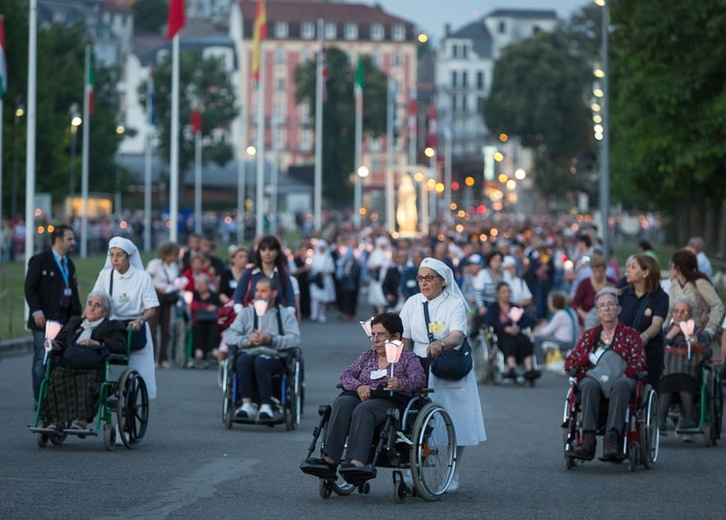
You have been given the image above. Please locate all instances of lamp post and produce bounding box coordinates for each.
[69,104,81,200]
[594,0,610,258]
[11,103,24,218]
[114,125,125,214]
[356,165,369,227]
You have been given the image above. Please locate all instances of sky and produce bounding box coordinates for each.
[371,0,590,42]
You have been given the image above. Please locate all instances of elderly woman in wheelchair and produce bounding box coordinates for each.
[302,313,426,480]
[564,288,647,461]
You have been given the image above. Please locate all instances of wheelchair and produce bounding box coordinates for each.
[470,325,503,385]
[221,345,303,431]
[299,389,457,503]
[666,361,723,446]
[29,327,149,451]
[562,373,659,472]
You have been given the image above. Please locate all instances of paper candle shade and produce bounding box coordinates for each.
[253,299,268,317]
[45,320,62,341]
[678,319,695,337]
[509,307,524,323]
[385,340,404,364]
[360,319,372,337]
[182,291,194,305]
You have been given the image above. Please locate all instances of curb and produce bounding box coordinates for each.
[0,336,34,357]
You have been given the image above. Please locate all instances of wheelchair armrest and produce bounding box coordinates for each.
[107,353,127,364]
[413,388,434,396]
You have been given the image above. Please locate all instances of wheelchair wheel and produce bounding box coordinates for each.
[333,480,356,496]
[410,402,456,501]
[218,359,228,391]
[628,442,639,472]
[223,363,235,429]
[49,429,68,446]
[471,334,490,383]
[711,372,723,443]
[640,388,659,468]
[37,432,49,448]
[285,355,303,430]
[103,423,117,451]
[319,479,333,499]
[117,368,149,449]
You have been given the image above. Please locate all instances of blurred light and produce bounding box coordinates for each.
[437,234,445,241]
[490,228,499,237]
[465,176,475,187]
[593,88,604,98]
[426,178,436,189]
[246,145,257,156]
[492,201,503,211]
[15,107,24,117]
[166,220,172,228]
[594,133,604,141]
[435,182,445,193]
[477,205,486,214]
[480,234,488,242]
[498,173,508,183]
[224,216,232,224]
[116,125,125,135]
[413,171,424,182]
[71,116,82,127]
[418,33,428,43]
[359,207,367,215]
[37,226,45,234]
[47,225,55,233]
[594,68,605,78]
[564,259,575,271]
[457,210,466,218]
[593,0,606,6]
[593,114,603,123]
[594,124,604,133]
[514,168,526,180]
[450,202,457,210]
[34,208,42,217]
[424,147,436,158]
[591,103,601,112]
[120,220,128,229]
[499,133,508,142]
[493,152,504,162]
[357,165,369,178]
[506,179,517,190]
[506,192,518,203]
[451,181,460,191]
[455,224,464,233]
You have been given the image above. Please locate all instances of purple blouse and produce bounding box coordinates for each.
[339,348,427,397]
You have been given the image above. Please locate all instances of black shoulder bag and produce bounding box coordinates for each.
[424,301,472,381]
[109,271,147,351]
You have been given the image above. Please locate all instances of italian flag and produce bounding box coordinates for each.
[0,15,7,101]
[85,48,94,115]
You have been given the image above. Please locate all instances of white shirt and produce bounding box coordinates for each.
[400,291,468,357]
[92,266,159,320]
[146,258,180,293]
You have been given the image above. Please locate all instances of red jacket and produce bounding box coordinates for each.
[565,321,646,381]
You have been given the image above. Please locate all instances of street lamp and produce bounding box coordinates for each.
[594,0,610,258]
[11,102,25,218]
[114,125,125,213]
[69,103,81,200]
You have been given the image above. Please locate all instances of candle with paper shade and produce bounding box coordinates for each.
[43,320,63,364]
[359,318,372,337]
[678,318,695,359]
[182,291,194,306]
[253,299,268,317]
[385,340,404,396]
[508,307,524,324]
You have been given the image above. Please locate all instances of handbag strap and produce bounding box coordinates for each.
[109,270,114,296]
[252,304,284,336]
[423,301,435,343]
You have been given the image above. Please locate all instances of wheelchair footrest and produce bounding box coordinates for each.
[339,464,376,485]
[300,460,337,479]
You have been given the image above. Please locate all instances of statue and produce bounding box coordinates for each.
[396,173,418,237]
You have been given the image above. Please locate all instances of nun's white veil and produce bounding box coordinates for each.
[419,257,470,312]
[102,236,145,271]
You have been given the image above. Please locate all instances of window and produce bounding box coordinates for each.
[370,24,384,41]
[344,23,358,40]
[462,45,468,59]
[461,95,467,112]
[498,21,506,34]
[462,71,468,88]
[273,103,284,123]
[300,129,311,150]
[393,52,401,67]
[392,24,405,41]
[276,49,285,65]
[325,22,337,40]
[301,22,314,39]
[451,95,457,113]
[451,44,458,58]
[451,71,457,88]
[273,127,285,149]
[372,52,381,67]
[302,48,311,63]
[299,103,310,124]
[476,71,484,90]
[275,22,288,38]
[276,77,286,92]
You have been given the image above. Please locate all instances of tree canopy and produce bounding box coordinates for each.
[294,48,388,206]
[482,29,592,205]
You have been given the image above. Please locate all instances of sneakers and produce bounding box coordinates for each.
[318,315,327,323]
[257,403,274,420]
[572,432,596,459]
[235,402,258,419]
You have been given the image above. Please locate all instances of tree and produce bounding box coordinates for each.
[294,48,387,206]
[482,30,593,206]
[609,1,726,248]
[133,0,169,34]
[138,52,238,175]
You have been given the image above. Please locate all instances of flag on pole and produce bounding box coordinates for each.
[0,15,7,100]
[85,50,94,116]
[147,68,155,126]
[318,24,328,101]
[408,98,417,147]
[252,0,267,81]
[427,100,437,149]
[191,104,202,135]
[167,0,185,39]
[354,57,363,99]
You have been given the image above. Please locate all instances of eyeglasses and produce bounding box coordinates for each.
[417,275,439,283]
[370,333,393,341]
[596,302,618,310]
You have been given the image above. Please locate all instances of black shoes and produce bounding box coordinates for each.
[601,431,621,461]
[338,463,376,484]
[300,456,337,478]
[571,432,596,460]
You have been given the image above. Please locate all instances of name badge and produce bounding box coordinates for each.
[406,280,416,287]
[229,280,238,289]
[64,288,73,297]
[428,322,445,333]
[118,293,130,304]
[370,369,387,380]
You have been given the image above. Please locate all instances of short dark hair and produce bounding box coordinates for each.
[549,291,568,311]
[51,224,74,244]
[256,276,278,292]
[486,251,503,267]
[371,312,403,336]
[577,234,592,248]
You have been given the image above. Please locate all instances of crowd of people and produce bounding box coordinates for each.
[22,213,725,489]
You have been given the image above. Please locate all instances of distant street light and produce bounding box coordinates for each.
[69,103,82,199]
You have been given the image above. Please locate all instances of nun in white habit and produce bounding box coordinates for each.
[399,257,486,493]
[92,236,159,399]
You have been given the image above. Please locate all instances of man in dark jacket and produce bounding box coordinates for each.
[24,224,82,405]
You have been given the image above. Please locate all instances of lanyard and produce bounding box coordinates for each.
[54,255,70,286]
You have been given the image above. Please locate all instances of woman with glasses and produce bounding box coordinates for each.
[565,288,646,461]
[399,257,486,493]
[618,254,669,391]
[303,313,426,478]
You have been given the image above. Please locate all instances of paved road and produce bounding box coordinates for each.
[1,308,723,519]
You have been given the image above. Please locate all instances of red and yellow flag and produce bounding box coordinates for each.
[252,0,267,81]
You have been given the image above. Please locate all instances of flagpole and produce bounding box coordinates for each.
[385,77,394,235]
[236,15,246,245]
[444,118,452,224]
[80,45,90,258]
[169,34,180,243]
[0,100,4,222]
[270,121,278,235]
[194,130,202,234]
[313,17,324,232]
[0,14,4,222]
[144,131,152,251]
[353,57,362,229]
[408,96,417,166]
[25,0,38,267]
[255,43,266,237]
